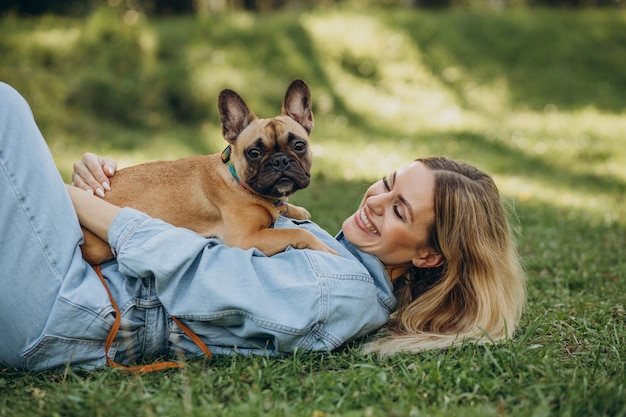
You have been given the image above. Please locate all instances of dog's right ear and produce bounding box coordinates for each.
[282,79,314,134]
[218,89,258,143]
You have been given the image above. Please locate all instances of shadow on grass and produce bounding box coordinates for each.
[391,9,626,113]
[436,130,626,196]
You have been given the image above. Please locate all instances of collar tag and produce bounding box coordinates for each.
[221,145,231,163]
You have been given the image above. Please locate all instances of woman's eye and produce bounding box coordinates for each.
[393,205,403,220]
[382,177,402,219]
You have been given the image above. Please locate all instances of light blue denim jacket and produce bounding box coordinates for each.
[109,208,396,357]
[23,208,396,370]
[22,208,396,370]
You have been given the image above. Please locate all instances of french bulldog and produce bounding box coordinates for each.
[80,79,336,265]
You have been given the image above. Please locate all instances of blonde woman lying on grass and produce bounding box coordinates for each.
[0,81,525,371]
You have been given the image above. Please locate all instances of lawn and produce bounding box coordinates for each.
[0,6,625,417]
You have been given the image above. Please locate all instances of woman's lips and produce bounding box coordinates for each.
[358,208,379,235]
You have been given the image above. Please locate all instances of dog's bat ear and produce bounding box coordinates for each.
[282,79,314,134]
[218,89,258,143]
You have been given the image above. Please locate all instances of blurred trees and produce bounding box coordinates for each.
[0,0,622,16]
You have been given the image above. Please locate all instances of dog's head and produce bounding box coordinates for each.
[218,79,314,199]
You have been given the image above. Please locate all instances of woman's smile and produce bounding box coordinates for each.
[357,208,379,235]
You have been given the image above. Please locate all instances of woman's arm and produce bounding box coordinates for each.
[65,184,121,241]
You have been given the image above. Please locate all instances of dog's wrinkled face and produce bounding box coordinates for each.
[231,116,312,198]
[218,79,314,200]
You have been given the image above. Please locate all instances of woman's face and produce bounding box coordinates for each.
[342,161,438,269]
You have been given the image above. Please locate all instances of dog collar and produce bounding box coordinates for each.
[221,145,287,211]
[221,145,241,184]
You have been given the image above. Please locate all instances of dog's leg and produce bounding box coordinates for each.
[81,227,115,265]
[224,227,337,256]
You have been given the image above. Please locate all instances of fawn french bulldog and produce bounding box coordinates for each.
[80,79,336,265]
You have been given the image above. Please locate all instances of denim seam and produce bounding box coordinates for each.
[0,152,65,284]
[57,295,117,323]
[301,324,341,350]
[21,334,119,370]
[173,310,313,335]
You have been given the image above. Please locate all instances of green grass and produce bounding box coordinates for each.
[1,6,625,417]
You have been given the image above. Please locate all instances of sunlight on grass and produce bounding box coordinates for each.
[312,141,415,180]
[301,11,526,137]
[302,12,469,132]
[497,175,624,226]
[506,109,626,178]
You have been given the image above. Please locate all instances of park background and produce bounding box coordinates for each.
[0,0,625,416]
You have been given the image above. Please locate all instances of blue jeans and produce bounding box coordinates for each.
[0,82,167,370]
[0,82,88,366]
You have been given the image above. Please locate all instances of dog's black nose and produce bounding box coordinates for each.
[272,155,291,169]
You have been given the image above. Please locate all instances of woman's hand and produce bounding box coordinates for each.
[71,152,118,197]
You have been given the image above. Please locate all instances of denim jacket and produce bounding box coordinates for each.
[22,208,396,370]
[108,208,396,356]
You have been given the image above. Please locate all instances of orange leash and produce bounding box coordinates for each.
[94,265,212,372]
[171,316,213,358]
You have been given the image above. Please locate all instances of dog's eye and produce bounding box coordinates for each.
[293,140,307,153]
[247,148,262,159]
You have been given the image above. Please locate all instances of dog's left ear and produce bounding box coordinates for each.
[282,79,314,134]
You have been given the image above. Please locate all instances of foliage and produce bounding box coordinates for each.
[0,0,624,16]
[0,7,625,417]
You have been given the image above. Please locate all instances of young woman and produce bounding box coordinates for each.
[0,82,526,371]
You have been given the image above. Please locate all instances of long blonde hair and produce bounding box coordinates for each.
[363,157,526,355]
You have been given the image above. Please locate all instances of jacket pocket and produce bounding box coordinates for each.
[21,334,117,372]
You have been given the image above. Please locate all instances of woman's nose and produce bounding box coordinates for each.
[365,193,388,216]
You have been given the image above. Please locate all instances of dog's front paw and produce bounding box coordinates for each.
[308,240,339,256]
[285,203,311,220]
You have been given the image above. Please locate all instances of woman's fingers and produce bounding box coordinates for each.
[71,152,118,196]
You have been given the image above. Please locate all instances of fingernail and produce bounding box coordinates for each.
[106,167,114,176]
[86,189,94,195]
[96,188,105,198]
[102,182,111,191]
